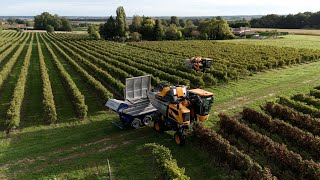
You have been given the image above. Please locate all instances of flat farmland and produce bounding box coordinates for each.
[0,30,320,179]
[224,35,320,50]
[252,28,320,36]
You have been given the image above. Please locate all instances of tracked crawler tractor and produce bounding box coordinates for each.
[106,75,214,145]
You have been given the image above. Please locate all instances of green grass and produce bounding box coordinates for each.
[223,35,320,50]
[251,28,320,36]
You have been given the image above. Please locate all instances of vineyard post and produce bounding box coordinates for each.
[107,159,112,180]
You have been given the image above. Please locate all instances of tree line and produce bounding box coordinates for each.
[250,11,320,29]
[97,6,234,41]
[34,12,72,32]
[6,18,32,26]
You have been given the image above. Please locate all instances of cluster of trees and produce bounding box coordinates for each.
[99,6,128,41]
[128,16,184,41]
[99,6,234,41]
[74,22,92,28]
[6,18,32,26]
[250,11,320,29]
[228,19,250,28]
[34,12,72,32]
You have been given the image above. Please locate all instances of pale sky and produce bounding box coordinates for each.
[1,0,319,16]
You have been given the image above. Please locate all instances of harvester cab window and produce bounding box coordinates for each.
[200,96,214,115]
[182,113,190,122]
[206,60,213,68]
[202,59,206,67]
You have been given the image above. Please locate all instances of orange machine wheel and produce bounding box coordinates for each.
[154,120,164,133]
[174,132,186,146]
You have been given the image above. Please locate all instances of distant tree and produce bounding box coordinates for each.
[165,24,182,40]
[198,18,234,40]
[183,19,197,38]
[161,19,168,26]
[15,19,26,24]
[130,32,142,41]
[294,13,309,28]
[7,18,16,25]
[141,18,156,40]
[309,11,320,28]
[170,16,180,26]
[34,12,71,31]
[197,20,210,35]
[129,15,143,32]
[250,11,320,29]
[193,19,203,26]
[99,16,117,40]
[52,14,63,30]
[185,19,194,28]
[92,31,101,40]
[179,19,186,27]
[105,16,117,39]
[199,33,208,40]
[165,19,171,26]
[88,25,100,39]
[116,6,127,37]
[61,17,72,31]
[88,25,96,35]
[78,23,90,27]
[154,19,165,40]
[191,30,200,39]
[26,21,32,27]
[99,24,107,39]
[46,25,54,33]
[215,19,234,40]
[228,20,250,28]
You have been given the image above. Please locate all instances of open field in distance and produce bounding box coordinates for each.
[252,28,320,36]
[224,35,320,49]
